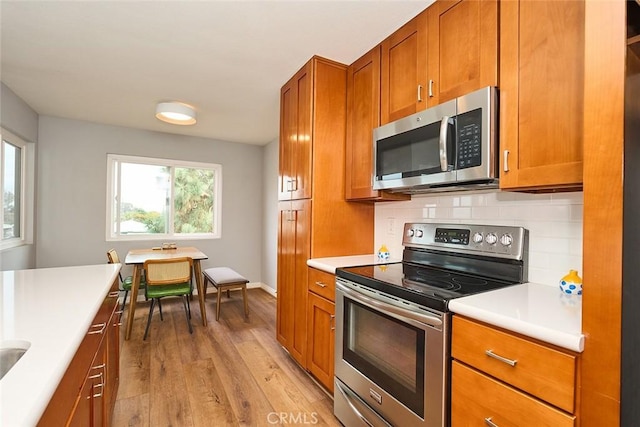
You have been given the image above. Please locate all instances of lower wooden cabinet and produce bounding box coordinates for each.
[451,316,579,425]
[306,289,335,392]
[451,361,575,426]
[38,279,121,427]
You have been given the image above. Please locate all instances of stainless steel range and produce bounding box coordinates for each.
[334,223,529,427]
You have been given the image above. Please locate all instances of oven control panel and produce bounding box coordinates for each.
[403,223,528,260]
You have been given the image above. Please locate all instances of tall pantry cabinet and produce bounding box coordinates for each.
[277,56,374,369]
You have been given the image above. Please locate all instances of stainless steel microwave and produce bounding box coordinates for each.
[373,86,498,193]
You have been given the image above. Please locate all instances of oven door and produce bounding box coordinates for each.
[335,279,449,427]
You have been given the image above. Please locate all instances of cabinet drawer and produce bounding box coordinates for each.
[452,316,577,413]
[308,268,335,302]
[451,361,575,427]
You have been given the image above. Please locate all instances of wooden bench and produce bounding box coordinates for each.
[202,267,249,321]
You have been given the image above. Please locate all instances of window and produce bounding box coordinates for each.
[1,128,33,250]
[107,154,222,241]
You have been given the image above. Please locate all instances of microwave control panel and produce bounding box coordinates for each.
[456,108,482,169]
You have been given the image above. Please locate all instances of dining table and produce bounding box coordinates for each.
[123,246,208,340]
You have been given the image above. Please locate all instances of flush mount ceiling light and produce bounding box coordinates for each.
[155,102,197,125]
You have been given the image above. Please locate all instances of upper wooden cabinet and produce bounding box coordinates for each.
[499,0,584,191]
[380,10,428,124]
[345,46,410,202]
[279,61,312,201]
[426,0,498,106]
[380,0,498,125]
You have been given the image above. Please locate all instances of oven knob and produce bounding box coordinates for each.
[472,232,484,244]
[407,228,414,237]
[500,233,513,246]
[415,229,424,238]
[485,233,498,245]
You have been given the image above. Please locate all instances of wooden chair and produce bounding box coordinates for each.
[107,249,146,311]
[142,257,194,340]
[203,267,249,321]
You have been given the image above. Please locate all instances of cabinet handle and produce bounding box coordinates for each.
[417,85,423,102]
[87,323,106,335]
[485,349,517,367]
[484,417,499,427]
[292,178,298,191]
[503,150,510,172]
[88,368,105,399]
[428,80,434,98]
[330,314,336,331]
[88,375,104,399]
[108,291,119,298]
[315,281,327,288]
[114,310,124,326]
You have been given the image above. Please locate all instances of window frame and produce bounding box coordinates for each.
[106,154,222,242]
[1,128,34,251]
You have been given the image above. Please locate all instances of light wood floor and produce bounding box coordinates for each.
[113,289,340,427]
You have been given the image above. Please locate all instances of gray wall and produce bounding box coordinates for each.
[0,82,38,270]
[36,116,264,283]
[262,138,278,291]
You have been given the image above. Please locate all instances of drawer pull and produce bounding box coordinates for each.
[87,323,106,335]
[484,417,499,427]
[485,349,517,367]
[108,291,119,298]
[315,281,327,288]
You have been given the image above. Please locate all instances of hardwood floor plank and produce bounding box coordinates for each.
[117,305,151,400]
[199,326,275,426]
[183,358,239,427]
[113,393,150,427]
[114,289,337,427]
[148,301,196,427]
[236,339,340,426]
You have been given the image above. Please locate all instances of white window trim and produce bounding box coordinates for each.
[0,128,35,251]
[106,154,222,242]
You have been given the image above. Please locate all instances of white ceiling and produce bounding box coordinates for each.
[1,0,432,145]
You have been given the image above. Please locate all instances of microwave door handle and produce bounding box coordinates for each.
[439,116,450,172]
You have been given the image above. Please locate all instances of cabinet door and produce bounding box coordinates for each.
[381,10,428,124]
[500,0,584,190]
[276,200,310,366]
[427,0,498,105]
[67,378,93,427]
[306,292,335,392]
[346,47,410,202]
[105,301,120,426]
[279,61,313,200]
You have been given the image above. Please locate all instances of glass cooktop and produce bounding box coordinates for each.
[337,262,520,312]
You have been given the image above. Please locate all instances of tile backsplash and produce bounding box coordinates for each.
[374,190,583,287]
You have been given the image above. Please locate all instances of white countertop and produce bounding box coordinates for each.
[0,264,121,427]
[307,254,402,274]
[449,282,584,352]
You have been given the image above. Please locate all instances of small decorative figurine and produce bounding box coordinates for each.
[377,244,390,261]
[559,270,582,295]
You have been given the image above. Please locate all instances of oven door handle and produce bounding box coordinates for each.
[335,379,392,427]
[337,282,443,328]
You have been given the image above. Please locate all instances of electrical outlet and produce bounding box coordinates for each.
[387,218,395,235]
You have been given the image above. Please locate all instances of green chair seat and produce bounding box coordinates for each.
[122,275,146,291]
[146,282,191,299]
